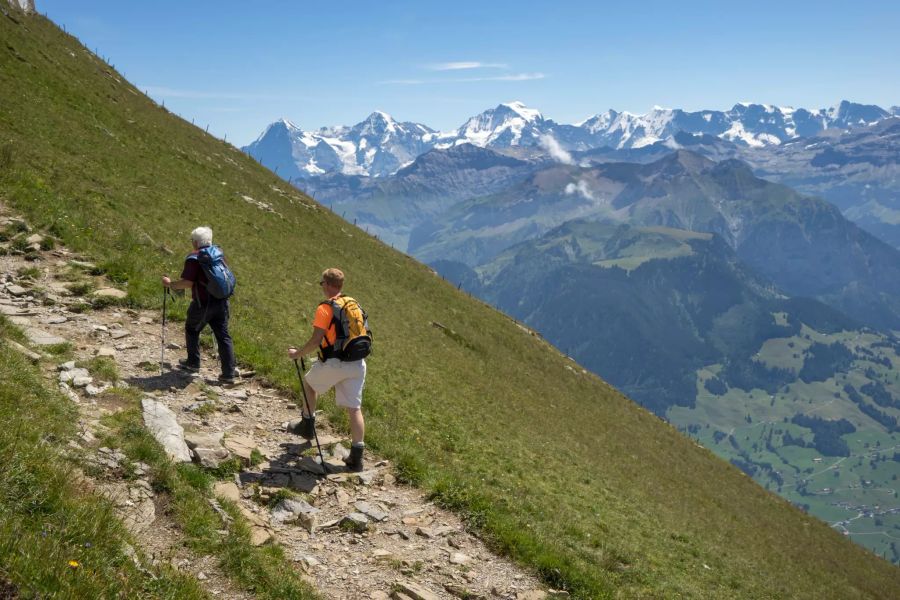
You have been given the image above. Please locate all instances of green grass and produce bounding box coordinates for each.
[0,318,207,598]
[2,12,899,598]
[78,356,119,382]
[16,265,40,280]
[43,341,74,359]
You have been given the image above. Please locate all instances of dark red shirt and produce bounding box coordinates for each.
[180,250,210,303]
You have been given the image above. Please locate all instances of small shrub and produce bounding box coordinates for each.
[68,302,92,314]
[39,237,55,251]
[209,457,243,479]
[16,266,40,280]
[78,356,119,383]
[67,281,94,297]
[192,401,217,417]
[43,341,73,358]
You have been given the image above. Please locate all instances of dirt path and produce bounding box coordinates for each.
[0,209,553,600]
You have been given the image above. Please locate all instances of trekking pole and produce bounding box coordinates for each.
[293,358,329,475]
[160,287,169,375]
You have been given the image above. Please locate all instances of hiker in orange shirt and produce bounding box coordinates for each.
[288,268,371,471]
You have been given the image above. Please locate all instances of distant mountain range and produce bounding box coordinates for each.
[244,100,897,179]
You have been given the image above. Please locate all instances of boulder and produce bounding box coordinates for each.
[59,367,90,383]
[193,446,231,469]
[340,512,370,533]
[141,398,191,462]
[271,498,320,532]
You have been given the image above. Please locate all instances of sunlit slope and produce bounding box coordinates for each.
[1,12,897,598]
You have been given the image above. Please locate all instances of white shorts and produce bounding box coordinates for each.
[305,358,366,409]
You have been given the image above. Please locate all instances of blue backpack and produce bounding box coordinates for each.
[187,245,236,299]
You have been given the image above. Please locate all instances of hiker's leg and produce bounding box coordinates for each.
[304,361,339,418]
[347,407,365,445]
[208,300,236,377]
[302,380,318,417]
[184,300,204,367]
[334,360,366,444]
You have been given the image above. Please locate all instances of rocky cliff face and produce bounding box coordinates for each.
[7,0,35,14]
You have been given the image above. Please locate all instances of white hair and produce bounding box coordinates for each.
[191,226,213,247]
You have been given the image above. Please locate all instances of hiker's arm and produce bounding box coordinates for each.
[288,327,327,359]
[161,276,192,291]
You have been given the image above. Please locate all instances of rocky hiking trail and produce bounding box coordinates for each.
[0,209,554,600]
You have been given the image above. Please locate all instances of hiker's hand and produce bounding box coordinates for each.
[161,276,172,288]
[287,347,300,359]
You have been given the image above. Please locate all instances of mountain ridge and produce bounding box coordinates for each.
[245,100,896,178]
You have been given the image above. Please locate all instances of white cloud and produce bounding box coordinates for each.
[428,61,508,71]
[564,180,595,201]
[380,73,545,85]
[540,135,574,165]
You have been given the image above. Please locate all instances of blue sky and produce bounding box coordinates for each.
[41,0,900,146]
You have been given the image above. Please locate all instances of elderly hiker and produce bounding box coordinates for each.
[162,226,237,384]
[288,268,371,472]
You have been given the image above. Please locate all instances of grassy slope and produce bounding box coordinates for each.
[1,12,898,598]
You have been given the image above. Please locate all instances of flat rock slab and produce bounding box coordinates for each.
[223,434,257,463]
[393,582,441,600]
[94,288,128,299]
[213,481,241,503]
[6,285,28,296]
[0,305,38,316]
[6,338,41,362]
[68,259,97,270]
[288,471,319,493]
[355,501,390,522]
[141,398,191,462]
[184,430,225,449]
[24,327,66,346]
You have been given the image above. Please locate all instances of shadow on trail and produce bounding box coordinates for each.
[238,438,349,493]
[125,365,199,392]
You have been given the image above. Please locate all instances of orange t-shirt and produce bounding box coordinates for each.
[313,299,337,349]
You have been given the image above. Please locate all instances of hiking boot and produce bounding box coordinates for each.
[218,373,237,385]
[343,444,364,472]
[288,415,316,440]
[177,359,199,373]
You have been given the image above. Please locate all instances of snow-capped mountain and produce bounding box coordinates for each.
[244,112,436,179]
[244,100,895,178]
[437,101,547,148]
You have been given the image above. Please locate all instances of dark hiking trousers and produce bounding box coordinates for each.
[184,298,236,377]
